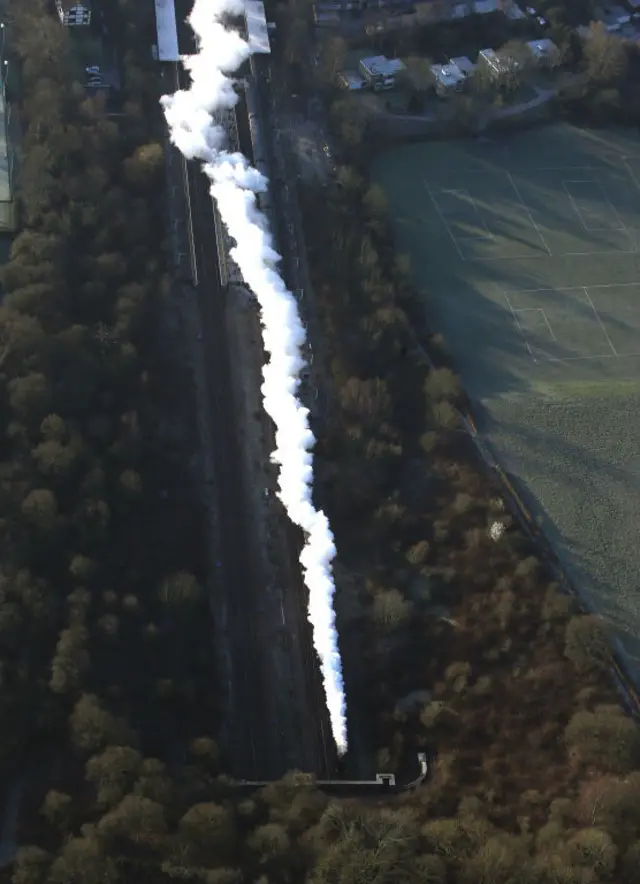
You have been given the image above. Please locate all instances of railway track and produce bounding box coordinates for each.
[171,28,335,775]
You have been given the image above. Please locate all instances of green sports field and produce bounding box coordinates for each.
[372,123,640,679]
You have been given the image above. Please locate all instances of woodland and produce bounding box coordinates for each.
[0,0,639,883]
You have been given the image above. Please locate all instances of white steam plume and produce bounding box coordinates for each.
[161,0,347,755]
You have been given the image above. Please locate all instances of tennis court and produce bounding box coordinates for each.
[373,123,640,680]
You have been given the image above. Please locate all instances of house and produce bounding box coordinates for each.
[478,47,517,78]
[431,62,466,95]
[449,55,476,76]
[56,1,92,26]
[359,55,405,89]
[338,71,366,89]
[598,5,631,31]
[526,37,559,64]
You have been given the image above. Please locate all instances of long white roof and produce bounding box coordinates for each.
[154,0,179,62]
[245,0,271,55]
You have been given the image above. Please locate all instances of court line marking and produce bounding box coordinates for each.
[622,157,640,193]
[423,178,466,261]
[504,291,535,361]
[562,179,626,233]
[433,187,495,243]
[505,282,640,293]
[512,307,557,342]
[425,168,639,260]
[506,171,552,255]
[582,286,618,356]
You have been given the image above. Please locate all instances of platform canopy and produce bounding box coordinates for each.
[245,0,271,55]
[154,0,180,62]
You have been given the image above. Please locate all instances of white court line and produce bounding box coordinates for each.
[435,188,496,243]
[505,282,640,294]
[423,179,466,261]
[506,171,552,255]
[562,179,626,233]
[511,307,557,342]
[622,158,640,192]
[541,351,640,362]
[582,286,618,356]
[504,292,535,361]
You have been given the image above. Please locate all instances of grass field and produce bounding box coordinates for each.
[372,123,640,680]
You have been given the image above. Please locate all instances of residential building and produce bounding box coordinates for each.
[338,71,366,89]
[478,47,519,80]
[56,1,92,26]
[449,55,476,76]
[431,62,466,95]
[314,0,510,32]
[598,5,631,31]
[359,55,405,89]
[526,37,559,64]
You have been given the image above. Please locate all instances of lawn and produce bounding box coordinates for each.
[372,123,640,681]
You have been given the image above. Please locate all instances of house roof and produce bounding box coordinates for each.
[360,55,406,78]
[58,0,91,9]
[449,55,476,74]
[431,63,466,88]
[526,38,558,59]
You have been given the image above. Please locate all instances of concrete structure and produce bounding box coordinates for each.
[153,0,179,62]
[359,55,405,89]
[245,0,271,54]
[526,37,559,65]
[56,1,91,26]
[431,62,466,95]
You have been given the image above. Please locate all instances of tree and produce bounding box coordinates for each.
[12,847,52,884]
[179,803,236,861]
[321,36,347,81]
[399,56,435,110]
[50,625,90,694]
[33,439,78,477]
[564,828,617,877]
[48,836,119,884]
[584,22,629,85]
[564,615,611,672]
[21,489,59,532]
[189,736,220,772]
[69,554,94,581]
[118,468,142,496]
[340,378,390,427]
[86,745,142,808]
[248,823,291,863]
[41,790,73,832]
[123,142,164,188]
[97,794,167,846]
[564,708,640,773]
[371,589,412,632]
[69,694,133,755]
[8,374,52,424]
[424,368,462,403]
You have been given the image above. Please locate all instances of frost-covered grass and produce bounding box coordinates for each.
[373,122,640,682]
